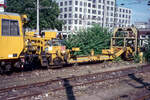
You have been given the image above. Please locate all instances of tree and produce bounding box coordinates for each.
[65,24,111,56]
[6,0,63,31]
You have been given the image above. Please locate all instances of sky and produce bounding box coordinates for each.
[117,0,150,24]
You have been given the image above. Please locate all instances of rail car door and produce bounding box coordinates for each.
[0,14,24,60]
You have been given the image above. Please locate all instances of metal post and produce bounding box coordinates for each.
[114,0,117,28]
[103,0,107,27]
[37,0,40,34]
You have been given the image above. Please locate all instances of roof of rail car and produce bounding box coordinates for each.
[0,12,20,16]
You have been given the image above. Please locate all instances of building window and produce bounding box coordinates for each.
[103,0,105,3]
[80,1,82,6]
[93,0,96,3]
[129,10,131,13]
[111,7,113,11]
[107,6,109,10]
[126,10,128,13]
[69,13,72,18]
[111,1,114,5]
[98,16,101,20]
[98,5,101,9]
[69,1,72,5]
[79,14,82,18]
[119,14,121,17]
[68,26,71,30]
[92,5,96,8]
[60,2,63,6]
[110,18,113,21]
[75,1,78,5]
[107,12,109,16]
[88,9,91,13]
[60,8,63,12]
[64,20,67,24]
[75,14,78,18]
[107,1,110,4]
[129,16,131,19]
[69,7,72,11]
[2,19,20,36]
[122,14,124,18]
[123,9,125,12]
[65,1,67,5]
[120,9,122,12]
[64,14,67,18]
[80,8,82,12]
[98,11,101,15]
[84,9,87,13]
[92,16,96,20]
[75,7,78,11]
[79,20,82,24]
[64,26,67,30]
[92,10,96,14]
[99,0,101,3]
[60,14,63,18]
[88,15,90,19]
[84,2,87,7]
[64,8,67,12]
[111,13,113,16]
[88,3,91,7]
[68,20,72,24]
[75,20,78,24]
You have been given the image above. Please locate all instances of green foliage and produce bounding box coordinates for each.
[65,24,111,56]
[134,54,140,63]
[6,0,63,30]
[144,39,150,62]
[112,56,122,62]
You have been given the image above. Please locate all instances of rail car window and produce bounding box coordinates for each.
[2,19,20,36]
[2,19,10,35]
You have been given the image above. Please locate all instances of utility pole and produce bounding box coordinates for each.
[37,0,40,33]
[114,0,117,28]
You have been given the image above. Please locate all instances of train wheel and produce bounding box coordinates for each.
[53,57,63,68]
[5,64,11,73]
[0,67,3,74]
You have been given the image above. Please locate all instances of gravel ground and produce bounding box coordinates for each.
[0,61,144,89]
[35,72,150,100]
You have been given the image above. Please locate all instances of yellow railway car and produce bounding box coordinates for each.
[0,12,27,72]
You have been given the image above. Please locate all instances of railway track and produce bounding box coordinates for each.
[0,64,150,100]
[135,90,150,100]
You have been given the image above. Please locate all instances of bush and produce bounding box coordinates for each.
[144,39,150,62]
[65,24,111,56]
[134,54,140,63]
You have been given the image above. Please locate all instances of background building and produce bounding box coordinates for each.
[0,0,6,12]
[135,20,150,29]
[56,0,132,32]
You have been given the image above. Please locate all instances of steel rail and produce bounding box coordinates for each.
[0,64,150,100]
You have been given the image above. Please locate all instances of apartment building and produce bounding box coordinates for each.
[115,7,132,27]
[56,0,132,32]
[0,0,6,12]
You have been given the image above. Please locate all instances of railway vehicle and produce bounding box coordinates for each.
[0,12,28,72]
[0,12,144,72]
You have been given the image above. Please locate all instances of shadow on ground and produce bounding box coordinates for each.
[128,73,150,90]
[63,79,76,100]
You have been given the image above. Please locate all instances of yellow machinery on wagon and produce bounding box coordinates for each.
[64,27,139,64]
